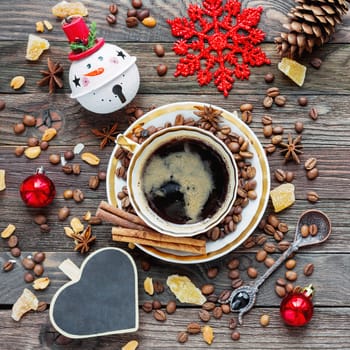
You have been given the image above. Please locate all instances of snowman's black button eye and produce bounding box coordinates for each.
[87,63,91,69]
[98,56,103,61]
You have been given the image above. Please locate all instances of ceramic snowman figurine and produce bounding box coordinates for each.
[62,16,140,114]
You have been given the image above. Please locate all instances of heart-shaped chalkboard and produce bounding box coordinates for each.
[50,247,138,338]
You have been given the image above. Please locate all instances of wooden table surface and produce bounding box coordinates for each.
[1,0,350,349]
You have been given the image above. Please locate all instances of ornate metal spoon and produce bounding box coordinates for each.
[219,209,332,324]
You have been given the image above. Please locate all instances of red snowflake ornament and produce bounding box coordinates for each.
[167,0,270,96]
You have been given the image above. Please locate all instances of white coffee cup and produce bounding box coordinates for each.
[117,126,238,237]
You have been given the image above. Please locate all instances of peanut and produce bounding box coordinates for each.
[1,223,16,238]
[142,16,157,28]
[33,277,50,290]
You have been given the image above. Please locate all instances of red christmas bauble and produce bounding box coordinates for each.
[280,285,314,327]
[20,168,56,207]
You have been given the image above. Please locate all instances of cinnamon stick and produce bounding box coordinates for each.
[98,200,148,227]
[111,227,206,255]
[96,207,148,231]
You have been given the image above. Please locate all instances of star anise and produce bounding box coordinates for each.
[91,122,119,149]
[37,57,64,94]
[71,225,96,254]
[279,133,303,164]
[194,105,223,129]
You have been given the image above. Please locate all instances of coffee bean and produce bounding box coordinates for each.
[177,331,188,344]
[88,175,100,190]
[166,300,176,314]
[153,280,164,294]
[132,0,143,9]
[310,57,322,69]
[264,73,274,83]
[202,301,215,311]
[201,284,215,295]
[295,121,304,133]
[272,126,284,134]
[40,224,51,233]
[309,107,318,120]
[247,266,258,279]
[264,257,275,267]
[127,8,137,17]
[264,223,276,236]
[278,240,290,251]
[228,269,240,279]
[274,230,284,242]
[274,168,286,182]
[109,3,118,14]
[3,260,14,272]
[303,263,314,276]
[218,290,231,303]
[229,317,238,329]
[13,123,25,134]
[309,224,318,236]
[307,167,319,180]
[301,224,310,237]
[271,135,283,145]
[58,206,70,221]
[285,259,296,270]
[153,309,166,322]
[221,304,231,314]
[49,153,60,165]
[153,43,165,57]
[199,309,211,322]
[231,331,240,340]
[141,259,151,271]
[266,87,280,97]
[264,242,276,253]
[241,110,253,124]
[304,157,317,170]
[267,214,280,228]
[27,137,39,147]
[278,222,289,233]
[264,143,276,154]
[152,300,162,310]
[286,283,294,293]
[40,141,49,150]
[136,9,150,21]
[274,95,287,107]
[33,252,46,263]
[97,170,106,181]
[8,235,19,248]
[207,266,219,279]
[126,16,138,27]
[213,306,223,319]
[285,171,295,183]
[14,146,25,157]
[263,96,273,108]
[255,233,267,246]
[261,115,273,125]
[256,249,267,262]
[285,270,298,281]
[11,247,21,257]
[24,272,34,283]
[231,278,243,289]
[73,189,84,203]
[37,301,48,312]
[22,257,35,270]
[33,264,44,276]
[307,190,319,203]
[187,322,201,334]
[142,301,153,313]
[64,150,74,160]
[156,63,168,76]
[240,103,253,112]
[298,96,308,106]
[206,294,218,303]
[227,258,240,269]
[263,124,273,138]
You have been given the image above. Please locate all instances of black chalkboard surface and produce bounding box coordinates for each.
[50,247,138,338]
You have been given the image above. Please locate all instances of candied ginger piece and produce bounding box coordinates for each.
[12,288,39,321]
[270,183,295,213]
[52,1,88,19]
[278,58,307,87]
[166,274,206,305]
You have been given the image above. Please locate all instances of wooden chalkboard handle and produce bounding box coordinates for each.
[59,259,81,282]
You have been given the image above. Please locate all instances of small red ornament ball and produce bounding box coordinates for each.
[20,168,56,207]
[280,285,314,327]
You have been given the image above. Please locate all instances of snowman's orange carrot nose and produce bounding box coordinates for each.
[84,67,104,76]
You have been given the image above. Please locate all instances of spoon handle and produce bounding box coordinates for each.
[253,241,300,290]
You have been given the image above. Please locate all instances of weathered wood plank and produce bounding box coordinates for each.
[0,42,350,95]
[0,307,349,349]
[0,251,349,307]
[0,0,349,43]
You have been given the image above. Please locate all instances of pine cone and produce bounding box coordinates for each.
[275,0,349,58]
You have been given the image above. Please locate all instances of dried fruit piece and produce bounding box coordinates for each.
[43,20,53,31]
[122,340,139,350]
[270,183,295,213]
[1,223,16,238]
[0,169,6,191]
[144,276,154,296]
[202,325,214,345]
[70,217,84,234]
[10,76,26,90]
[33,277,50,290]
[81,152,100,165]
[11,288,39,321]
[278,58,306,87]
[64,226,75,238]
[41,127,57,142]
[52,1,88,18]
[25,34,50,61]
[36,21,44,33]
[24,146,41,159]
[166,274,206,305]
